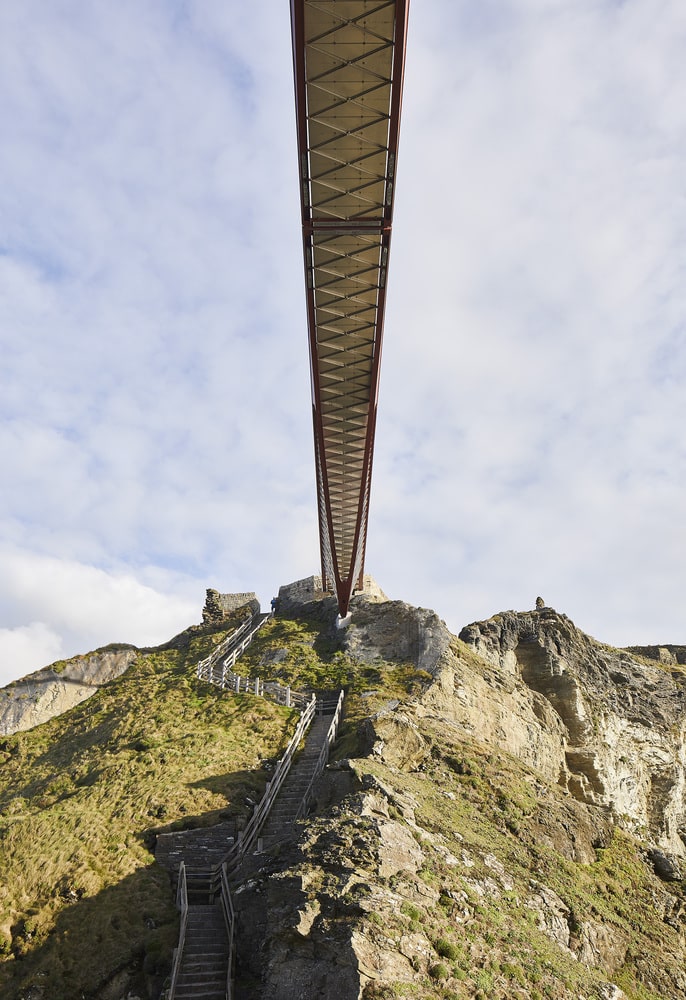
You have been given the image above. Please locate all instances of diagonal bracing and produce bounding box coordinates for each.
[290,0,409,616]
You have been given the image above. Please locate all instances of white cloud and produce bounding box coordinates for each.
[0,547,201,685]
[0,623,64,687]
[0,1,685,684]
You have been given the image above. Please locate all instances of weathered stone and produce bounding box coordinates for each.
[574,919,629,974]
[202,588,258,624]
[343,599,449,671]
[526,883,573,952]
[0,647,137,736]
[363,713,429,771]
[648,848,684,882]
[457,608,686,855]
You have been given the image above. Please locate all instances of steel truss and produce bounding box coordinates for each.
[290,0,409,616]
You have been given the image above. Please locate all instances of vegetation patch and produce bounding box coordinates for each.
[0,614,295,1000]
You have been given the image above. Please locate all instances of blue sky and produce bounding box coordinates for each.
[1,0,685,686]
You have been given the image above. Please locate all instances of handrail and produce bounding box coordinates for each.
[197,611,272,687]
[196,614,253,675]
[168,861,188,1000]
[220,863,235,1000]
[294,690,345,823]
[224,694,317,871]
[197,612,332,717]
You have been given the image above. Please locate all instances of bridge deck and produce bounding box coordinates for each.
[291,0,409,615]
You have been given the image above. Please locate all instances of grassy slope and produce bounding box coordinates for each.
[353,726,684,1000]
[0,612,296,999]
[1,607,684,1000]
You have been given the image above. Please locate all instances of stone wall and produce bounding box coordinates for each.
[278,574,388,613]
[202,589,259,625]
[278,576,329,611]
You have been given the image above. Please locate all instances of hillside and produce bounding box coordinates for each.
[0,607,295,1000]
[2,584,686,999]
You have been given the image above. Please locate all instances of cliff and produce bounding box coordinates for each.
[2,588,686,1000]
[0,646,138,737]
[0,589,255,737]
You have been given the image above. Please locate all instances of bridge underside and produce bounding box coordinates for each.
[290,0,409,616]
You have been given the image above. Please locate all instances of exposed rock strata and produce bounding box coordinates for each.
[345,597,686,861]
[299,595,686,863]
[454,607,686,857]
[0,647,137,736]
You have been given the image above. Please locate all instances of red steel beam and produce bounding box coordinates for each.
[291,0,409,616]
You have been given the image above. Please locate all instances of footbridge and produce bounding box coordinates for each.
[291,0,409,616]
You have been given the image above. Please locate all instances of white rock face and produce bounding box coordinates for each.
[456,608,686,857]
[341,596,686,859]
[0,648,137,735]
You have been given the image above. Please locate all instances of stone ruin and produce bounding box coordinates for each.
[202,589,260,626]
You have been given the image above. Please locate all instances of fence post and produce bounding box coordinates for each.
[235,676,240,694]
[285,686,291,708]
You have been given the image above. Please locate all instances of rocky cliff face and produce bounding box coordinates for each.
[233,594,686,1000]
[455,606,686,859]
[0,646,137,736]
[338,596,686,859]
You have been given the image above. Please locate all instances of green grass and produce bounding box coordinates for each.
[3,602,685,1000]
[347,715,685,1000]
[0,612,296,999]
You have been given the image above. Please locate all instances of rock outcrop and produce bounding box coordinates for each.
[453,607,686,857]
[343,595,450,673]
[0,646,137,736]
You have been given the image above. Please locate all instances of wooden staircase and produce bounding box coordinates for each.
[171,902,229,1000]
[163,692,343,999]
[257,713,332,850]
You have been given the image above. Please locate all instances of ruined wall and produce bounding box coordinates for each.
[202,589,259,625]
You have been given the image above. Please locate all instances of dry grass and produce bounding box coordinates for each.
[0,614,295,999]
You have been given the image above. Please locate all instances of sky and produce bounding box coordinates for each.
[1,0,685,687]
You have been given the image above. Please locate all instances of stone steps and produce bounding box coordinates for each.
[248,714,334,852]
[156,821,236,876]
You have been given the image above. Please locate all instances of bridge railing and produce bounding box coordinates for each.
[220,862,235,1000]
[196,612,272,688]
[168,692,316,1000]
[196,614,253,675]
